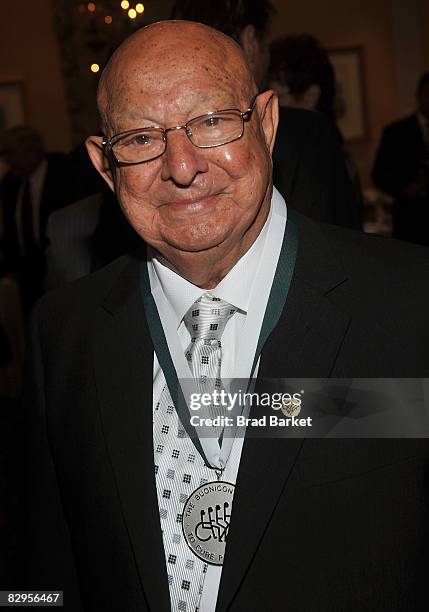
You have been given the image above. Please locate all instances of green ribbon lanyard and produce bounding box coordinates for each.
[140,219,299,467]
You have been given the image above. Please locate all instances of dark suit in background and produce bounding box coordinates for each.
[44,189,140,289]
[273,106,362,230]
[0,153,71,308]
[24,212,429,611]
[372,113,429,245]
[44,193,103,290]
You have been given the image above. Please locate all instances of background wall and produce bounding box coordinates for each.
[0,0,72,153]
[0,0,427,188]
[422,0,429,68]
[271,0,426,187]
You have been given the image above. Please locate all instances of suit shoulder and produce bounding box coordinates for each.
[317,220,429,285]
[291,210,429,284]
[47,194,102,232]
[34,253,134,321]
[279,106,334,137]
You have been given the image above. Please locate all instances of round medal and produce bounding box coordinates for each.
[182,480,235,566]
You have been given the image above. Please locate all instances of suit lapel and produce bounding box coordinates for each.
[216,214,350,611]
[93,254,170,612]
[258,210,351,379]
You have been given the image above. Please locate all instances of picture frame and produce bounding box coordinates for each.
[327,47,368,142]
[0,79,26,133]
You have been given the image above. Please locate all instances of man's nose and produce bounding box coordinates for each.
[161,128,208,185]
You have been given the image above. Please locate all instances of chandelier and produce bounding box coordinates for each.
[77,1,147,73]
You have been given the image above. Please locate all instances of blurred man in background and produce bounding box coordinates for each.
[372,71,429,246]
[269,34,337,121]
[0,126,70,309]
[269,33,363,223]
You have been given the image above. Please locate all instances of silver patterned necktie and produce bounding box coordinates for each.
[153,293,237,611]
[183,294,237,435]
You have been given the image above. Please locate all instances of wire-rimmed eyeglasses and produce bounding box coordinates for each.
[101,96,258,166]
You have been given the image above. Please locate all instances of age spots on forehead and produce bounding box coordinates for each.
[98,21,257,132]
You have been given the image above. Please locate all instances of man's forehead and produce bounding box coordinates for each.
[115,45,244,96]
[98,21,256,129]
[107,65,250,130]
[110,81,247,131]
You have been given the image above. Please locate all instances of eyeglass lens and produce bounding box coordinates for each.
[111,110,245,163]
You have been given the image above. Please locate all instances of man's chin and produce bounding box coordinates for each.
[160,224,230,254]
[164,235,225,254]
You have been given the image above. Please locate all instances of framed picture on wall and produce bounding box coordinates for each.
[0,79,26,133]
[328,47,368,142]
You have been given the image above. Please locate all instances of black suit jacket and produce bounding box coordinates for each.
[23,212,429,611]
[273,107,361,229]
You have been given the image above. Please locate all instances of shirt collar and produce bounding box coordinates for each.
[148,191,277,329]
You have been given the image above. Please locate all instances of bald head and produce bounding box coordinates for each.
[86,18,278,287]
[98,20,257,134]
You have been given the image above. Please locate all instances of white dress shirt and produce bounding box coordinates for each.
[148,187,287,611]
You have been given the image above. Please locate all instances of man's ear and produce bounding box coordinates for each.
[85,135,115,191]
[256,90,279,155]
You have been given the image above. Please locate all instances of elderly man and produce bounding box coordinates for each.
[25,21,429,612]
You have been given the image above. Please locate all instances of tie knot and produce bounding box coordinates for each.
[184,293,237,341]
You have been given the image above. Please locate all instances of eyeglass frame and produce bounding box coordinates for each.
[101,95,259,167]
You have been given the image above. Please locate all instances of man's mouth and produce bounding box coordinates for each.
[162,193,219,212]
